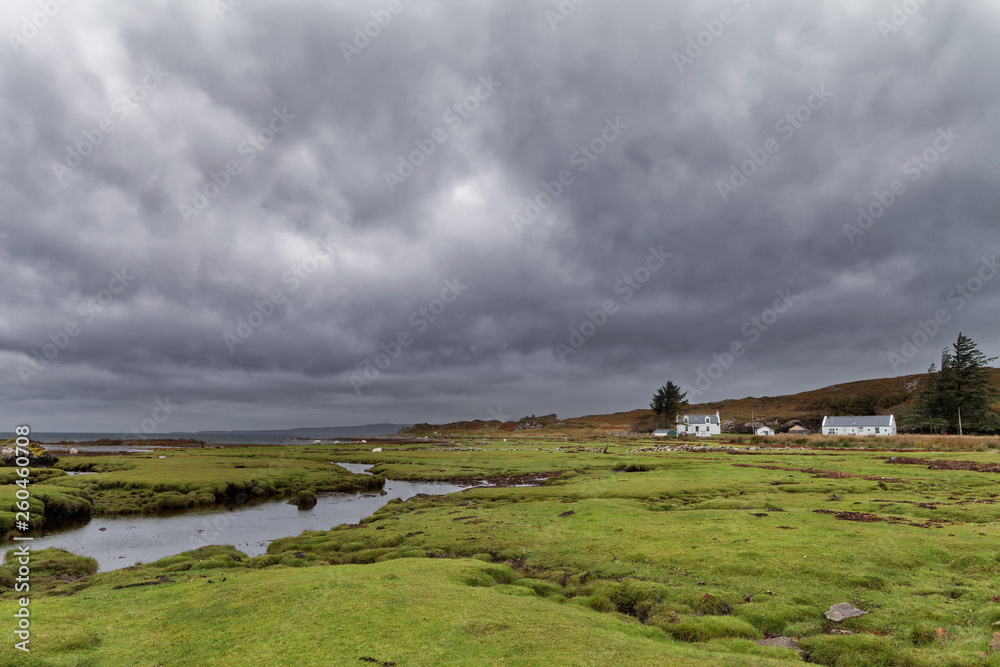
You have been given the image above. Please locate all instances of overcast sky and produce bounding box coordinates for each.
[2,0,998,433]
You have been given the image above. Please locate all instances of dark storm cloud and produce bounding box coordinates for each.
[1,0,998,430]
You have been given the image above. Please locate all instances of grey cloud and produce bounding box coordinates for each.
[1,0,998,430]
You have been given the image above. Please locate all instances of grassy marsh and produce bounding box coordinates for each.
[2,436,1000,665]
[0,446,384,532]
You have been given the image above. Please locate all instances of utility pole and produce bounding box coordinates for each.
[958,407,963,436]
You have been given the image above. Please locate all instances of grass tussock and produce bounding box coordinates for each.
[0,548,98,595]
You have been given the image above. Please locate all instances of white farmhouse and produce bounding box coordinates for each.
[821,415,896,436]
[677,411,721,437]
[755,426,774,436]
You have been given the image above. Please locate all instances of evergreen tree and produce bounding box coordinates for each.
[651,382,688,428]
[931,333,998,433]
[901,335,998,433]
[903,364,949,433]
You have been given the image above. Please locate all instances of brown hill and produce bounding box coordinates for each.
[403,370,1000,437]
[561,369,1000,433]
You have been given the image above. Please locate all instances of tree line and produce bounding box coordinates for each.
[902,333,999,434]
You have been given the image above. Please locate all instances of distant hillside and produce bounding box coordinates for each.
[404,370,1000,436]
[563,369,1000,433]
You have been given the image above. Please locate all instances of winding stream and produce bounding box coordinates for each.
[3,464,469,571]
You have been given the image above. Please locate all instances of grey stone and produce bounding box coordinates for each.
[824,603,868,622]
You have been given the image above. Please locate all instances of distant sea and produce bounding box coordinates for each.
[25,423,412,446]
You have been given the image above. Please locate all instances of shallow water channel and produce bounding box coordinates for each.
[4,463,470,572]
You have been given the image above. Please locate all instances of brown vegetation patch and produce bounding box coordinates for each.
[884,457,1000,473]
[871,498,995,508]
[732,462,908,482]
[813,509,956,528]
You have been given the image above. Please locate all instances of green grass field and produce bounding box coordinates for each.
[2,437,1000,665]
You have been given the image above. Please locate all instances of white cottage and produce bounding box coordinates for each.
[755,426,774,436]
[821,415,896,436]
[677,411,721,437]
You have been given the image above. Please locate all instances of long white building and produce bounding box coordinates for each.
[821,415,896,436]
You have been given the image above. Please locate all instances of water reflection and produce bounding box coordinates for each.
[333,462,375,475]
[2,476,467,572]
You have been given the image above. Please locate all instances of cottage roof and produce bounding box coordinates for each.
[679,414,719,425]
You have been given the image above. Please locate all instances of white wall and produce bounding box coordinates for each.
[822,425,896,436]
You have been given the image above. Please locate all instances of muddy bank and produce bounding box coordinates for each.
[456,471,563,488]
